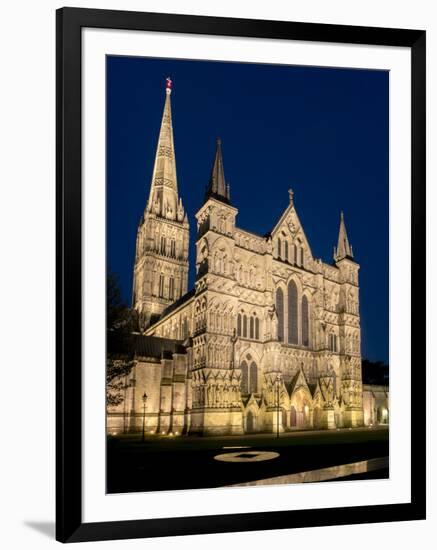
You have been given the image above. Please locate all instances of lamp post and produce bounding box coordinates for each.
[275,374,281,439]
[141,392,148,442]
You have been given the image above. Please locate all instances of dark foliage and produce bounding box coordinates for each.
[361,359,389,386]
[106,270,138,408]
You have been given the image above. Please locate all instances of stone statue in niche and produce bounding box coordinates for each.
[154,197,160,215]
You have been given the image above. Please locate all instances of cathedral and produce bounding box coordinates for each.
[107,79,385,437]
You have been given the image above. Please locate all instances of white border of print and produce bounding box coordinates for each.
[82,28,411,524]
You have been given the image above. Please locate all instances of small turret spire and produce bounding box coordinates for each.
[204,138,231,204]
[334,211,354,261]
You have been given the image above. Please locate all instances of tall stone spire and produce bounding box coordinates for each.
[204,138,231,204]
[146,77,182,221]
[133,77,189,328]
[334,211,354,261]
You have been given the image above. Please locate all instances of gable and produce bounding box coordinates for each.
[270,203,314,263]
[289,366,311,397]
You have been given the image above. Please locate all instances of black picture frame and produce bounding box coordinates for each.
[56,7,426,543]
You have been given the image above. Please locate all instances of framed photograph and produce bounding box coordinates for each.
[56,7,426,543]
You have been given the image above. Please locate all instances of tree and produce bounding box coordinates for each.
[361,359,389,385]
[106,356,135,407]
[106,270,138,409]
[107,270,139,332]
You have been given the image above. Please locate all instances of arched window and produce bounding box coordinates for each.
[249,362,258,393]
[255,317,260,340]
[302,295,309,347]
[288,280,298,344]
[300,247,304,267]
[277,237,282,259]
[249,316,254,339]
[170,239,176,258]
[329,333,338,352]
[276,288,284,342]
[292,243,297,265]
[241,361,248,394]
[242,315,248,338]
[237,314,242,336]
[160,236,166,255]
[169,277,174,300]
[158,274,165,298]
[284,241,289,262]
[182,318,188,339]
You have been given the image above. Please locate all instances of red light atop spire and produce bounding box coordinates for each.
[166,77,173,94]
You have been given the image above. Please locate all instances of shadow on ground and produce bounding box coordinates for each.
[24,521,55,539]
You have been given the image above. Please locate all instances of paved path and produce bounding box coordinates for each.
[107,426,389,493]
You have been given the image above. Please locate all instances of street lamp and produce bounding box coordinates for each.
[141,392,148,442]
[275,374,281,439]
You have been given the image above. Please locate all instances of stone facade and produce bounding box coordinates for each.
[107,81,381,436]
[362,384,389,426]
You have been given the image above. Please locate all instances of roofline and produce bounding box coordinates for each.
[146,289,195,333]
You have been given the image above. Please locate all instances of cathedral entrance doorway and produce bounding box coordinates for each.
[290,388,312,429]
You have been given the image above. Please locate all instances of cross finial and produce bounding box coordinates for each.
[288,188,294,205]
[166,76,173,94]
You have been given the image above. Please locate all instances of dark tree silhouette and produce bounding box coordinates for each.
[361,359,389,385]
[106,270,138,408]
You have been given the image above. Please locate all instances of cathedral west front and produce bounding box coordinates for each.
[107,79,368,436]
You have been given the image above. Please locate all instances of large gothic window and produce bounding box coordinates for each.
[276,288,284,342]
[240,361,258,394]
[241,361,249,394]
[302,295,309,347]
[242,315,248,338]
[249,362,258,393]
[288,281,298,344]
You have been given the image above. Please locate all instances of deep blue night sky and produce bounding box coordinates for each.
[107,56,389,363]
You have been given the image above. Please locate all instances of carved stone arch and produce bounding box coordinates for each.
[289,385,313,428]
[212,236,231,255]
[244,399,260,433]
[237,346,261,367]
[286,272,303,294]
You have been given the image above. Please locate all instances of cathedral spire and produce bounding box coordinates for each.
[334,211,354,261]
[147,77,182,221]
[204,138,231,204]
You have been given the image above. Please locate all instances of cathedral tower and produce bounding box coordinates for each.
[190,139,243,435]
[334,212,363,427]
[132,78,189,328]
